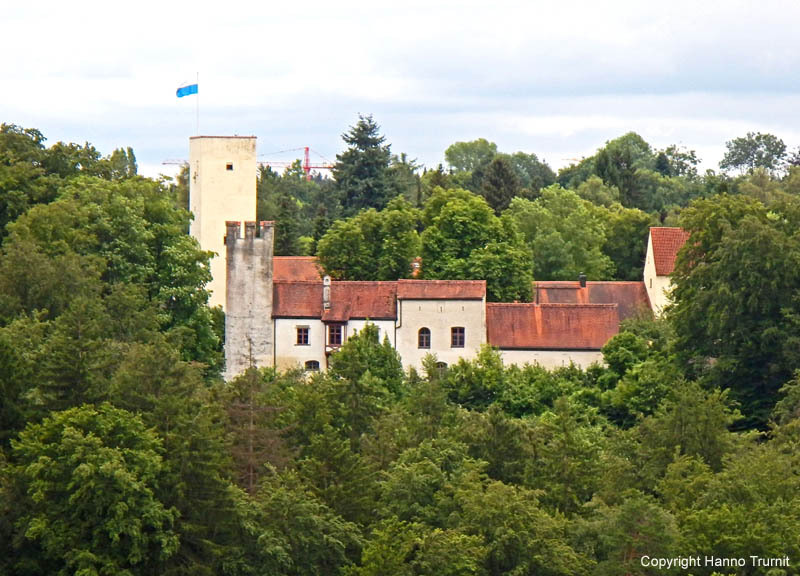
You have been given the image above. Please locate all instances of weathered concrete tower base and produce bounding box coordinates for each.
[224,220,274,380]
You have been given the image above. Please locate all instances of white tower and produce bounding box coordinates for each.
[189,136,257,309]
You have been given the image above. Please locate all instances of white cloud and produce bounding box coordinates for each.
[4,0,800,173]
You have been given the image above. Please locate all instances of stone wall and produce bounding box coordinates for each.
[224,221,274,379]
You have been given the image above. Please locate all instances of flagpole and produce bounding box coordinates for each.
[195,72,200,135]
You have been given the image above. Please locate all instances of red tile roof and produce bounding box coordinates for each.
[534,281,650,321]
[486,303,619,350]
[273,257,322,282]
[650,227,690,276]
[322,282,397,322]
[396,279,486,300]
[273,282,323,318]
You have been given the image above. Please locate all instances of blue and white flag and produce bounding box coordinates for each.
[176,83,198,98]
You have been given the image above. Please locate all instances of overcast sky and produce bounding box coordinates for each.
[4,0,800,178]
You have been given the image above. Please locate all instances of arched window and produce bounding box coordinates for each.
[304,360,320,372]
[418,327,431,349]
[435,361,448,375]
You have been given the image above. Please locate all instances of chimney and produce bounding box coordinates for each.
[323,275,331,310]
[579,273,587,288]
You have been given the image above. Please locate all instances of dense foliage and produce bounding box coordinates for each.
[2,122,800,575]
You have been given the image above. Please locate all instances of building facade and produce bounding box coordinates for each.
[187,136,689,379]
[222,223,654,378]
[643,227,691,316]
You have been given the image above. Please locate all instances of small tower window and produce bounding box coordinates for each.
[226,163,234,171]
[418,327,431,349]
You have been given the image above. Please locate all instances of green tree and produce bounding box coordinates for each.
[657,144,700,179]
[506,151,556,193]
[0,175,220,370]
[222,367,295,493]
[575,175,620,207]
[454,477,590,576]
[508,187,614,280]
[586,490,679,576]
[636,381,742,484]
[670,194,800,426]
[334,115,392,214]
[0,124,58,241]
[386,153,422,206]
[420,188,533,301]
[316,199,420,281]
[479,155,521,213]
[444,138,497,173]
[525,397,603,514]
[252,469,363,576]
[350,519,487,576]
[8,403,179,575]
[329,323,404,396]
[719,131,787,175]
[593,132,654,209]
[595,202,654,280]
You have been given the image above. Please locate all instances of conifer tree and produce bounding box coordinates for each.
[333,114,392,215]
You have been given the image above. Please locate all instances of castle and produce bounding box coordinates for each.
[186,136,687,379]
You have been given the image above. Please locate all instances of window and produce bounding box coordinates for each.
[418,327,431,349]
[296,326,309,346]
[304,360,320,371]
[226,163,234,171]
[435,361,448,376]
[328,325,343,346]
[451,327,465,348]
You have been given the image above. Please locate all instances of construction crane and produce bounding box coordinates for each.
[163,146,334,181]
[258,147,334,181]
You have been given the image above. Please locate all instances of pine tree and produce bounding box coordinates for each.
[333,114,392,215]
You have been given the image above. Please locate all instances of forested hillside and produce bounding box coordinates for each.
[2,119,800,575]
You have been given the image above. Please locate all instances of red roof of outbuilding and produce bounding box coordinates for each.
[396,279,485,300]
[322,282,397,322]
[650,227,690,276]
[486,303,619,350]
[273,282,323,318]
[534,281,650,321]
[274,257,322,282]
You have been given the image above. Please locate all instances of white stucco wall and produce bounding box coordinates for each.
[396,299,486,370]
[274,318,326,371]
[498,349,604,370]
[189,136,257,310]
[643,233,674,316]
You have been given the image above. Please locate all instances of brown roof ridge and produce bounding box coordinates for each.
[540,302,618,308]
[274,256,317,260]
[274,279,323,284]
[397,278,486,283]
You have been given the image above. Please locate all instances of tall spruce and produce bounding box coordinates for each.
[333,114,392,215]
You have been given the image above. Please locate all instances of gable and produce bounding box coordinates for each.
[650,227,690,276]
